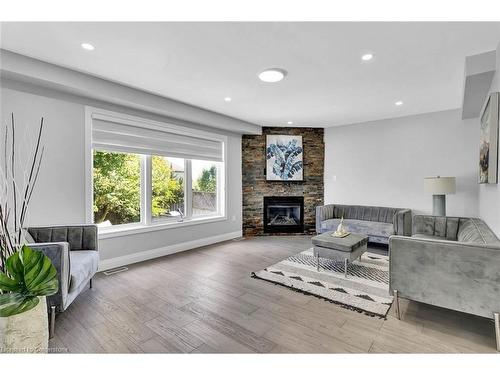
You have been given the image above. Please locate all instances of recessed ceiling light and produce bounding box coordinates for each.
[258,68,287,83]
[81,43,95,51]
[287,121,293,125]
[224,97,232,102]
[361,53,373,61]
[395,100,404,106]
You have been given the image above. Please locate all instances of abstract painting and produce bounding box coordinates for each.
[266,135,303,181]
[479,92,499,184]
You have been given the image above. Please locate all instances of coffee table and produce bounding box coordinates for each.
[311,232,369,278]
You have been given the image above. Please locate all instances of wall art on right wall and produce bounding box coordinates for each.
[479,92,499,184]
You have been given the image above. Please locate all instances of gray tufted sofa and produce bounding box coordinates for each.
[315,204,412,244]
[25,225,98,337]
[389,215,500,350]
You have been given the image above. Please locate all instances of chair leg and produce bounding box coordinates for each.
[393,290,401,320]
[49,305,56,339]
[494,312,500,352]
[89,278,93,289]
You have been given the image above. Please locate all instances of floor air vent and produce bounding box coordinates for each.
[103,266,129,276]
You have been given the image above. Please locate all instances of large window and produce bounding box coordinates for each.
[93,150,141,226]
[93,154,223,230]
[88,108,226,234]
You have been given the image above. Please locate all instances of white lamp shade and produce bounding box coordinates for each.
[424,176,456,194]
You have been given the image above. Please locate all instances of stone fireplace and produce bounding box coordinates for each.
[242,127,324,236]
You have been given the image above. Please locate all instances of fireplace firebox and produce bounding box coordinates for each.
[263,196,304,233]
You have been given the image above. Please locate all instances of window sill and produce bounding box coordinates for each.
[98,215,227,239]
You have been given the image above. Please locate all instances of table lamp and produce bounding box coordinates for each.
[424,176,456,216]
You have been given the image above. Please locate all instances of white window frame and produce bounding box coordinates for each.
[85,106,227,238]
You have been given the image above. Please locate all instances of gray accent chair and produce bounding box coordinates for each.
[25,225,99,337]
[389,215,500,351]
[315,204,412,244]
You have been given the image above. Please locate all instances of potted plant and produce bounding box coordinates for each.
[0,246,58,352]
[0,114,59,353]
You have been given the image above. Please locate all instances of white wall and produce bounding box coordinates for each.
[0,84,243,267]
[324,109,479,217]
[478,41,500,236]
[1,87,87,225]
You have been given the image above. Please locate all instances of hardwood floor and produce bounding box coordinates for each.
[49,236,498,353]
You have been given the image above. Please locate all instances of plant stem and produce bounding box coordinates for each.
[11,113,17,237]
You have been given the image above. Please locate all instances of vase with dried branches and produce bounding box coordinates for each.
[0,114,58,320]
[0,114,45,270]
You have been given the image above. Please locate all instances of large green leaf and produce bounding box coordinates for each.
[0,245,58,317]
[0,293,39,317]
[22,246,58,295]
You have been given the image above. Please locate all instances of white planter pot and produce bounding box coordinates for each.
[0,296,49,353]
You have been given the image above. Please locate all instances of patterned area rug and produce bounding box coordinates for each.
[251,249,393,318]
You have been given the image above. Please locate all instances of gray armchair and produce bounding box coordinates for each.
[389,215,500,351]
[25,225,99,337]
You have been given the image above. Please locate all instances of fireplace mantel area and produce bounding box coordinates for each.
[242,127,324,236]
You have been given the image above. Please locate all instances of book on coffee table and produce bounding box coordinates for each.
[331,231,350,238]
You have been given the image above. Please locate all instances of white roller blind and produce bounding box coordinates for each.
[92,115,224,162]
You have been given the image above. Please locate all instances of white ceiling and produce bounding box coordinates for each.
[1,22,500,127]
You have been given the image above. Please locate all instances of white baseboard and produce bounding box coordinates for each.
[98,230,242,271]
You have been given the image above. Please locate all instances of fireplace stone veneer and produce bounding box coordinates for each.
[242,127,324,236]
